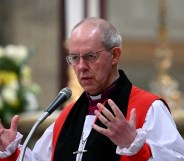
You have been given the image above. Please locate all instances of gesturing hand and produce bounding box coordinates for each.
[92,99,137,148]
[0,115,19,151]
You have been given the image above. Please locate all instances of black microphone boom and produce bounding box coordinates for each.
[18,87,72,161]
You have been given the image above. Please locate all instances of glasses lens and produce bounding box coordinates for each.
[66,51,101,65]
[83,52,97,61]
[66,55,79,65]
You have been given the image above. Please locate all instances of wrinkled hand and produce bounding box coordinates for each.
[0,115,19,151]
[92,99,137,148]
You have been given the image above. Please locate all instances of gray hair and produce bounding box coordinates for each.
[72,17,122,50]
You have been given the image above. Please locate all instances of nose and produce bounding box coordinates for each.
[77,57,89,70]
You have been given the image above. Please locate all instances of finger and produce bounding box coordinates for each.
[92,123,108,137]
[10,115,19,132]
[0,129,4,136]
[129,108,136,128]
[97,103,115,122]
[94,110,110,127]
[107,99,125,120]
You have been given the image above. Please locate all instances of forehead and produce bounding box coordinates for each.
[68,24,103,51]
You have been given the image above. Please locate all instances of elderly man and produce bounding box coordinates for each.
[0,17,184,161]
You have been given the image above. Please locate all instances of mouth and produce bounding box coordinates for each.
[80,77,92,83]
[81,77,90,80]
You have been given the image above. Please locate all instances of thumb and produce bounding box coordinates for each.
[129,108,136,128]
[10,115,19,132]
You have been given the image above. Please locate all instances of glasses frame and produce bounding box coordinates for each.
[66,48,111,65]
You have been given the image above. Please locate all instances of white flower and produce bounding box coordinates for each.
[1,83,18,104]
[7,80,19,91]
[4,45,28,63]
[25,92,39,111]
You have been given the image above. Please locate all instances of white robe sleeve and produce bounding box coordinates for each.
[0,132,23,158]
[0,123,54,161]
[23,123,54,161]
[146,100,184,160]
[116,100,184,161]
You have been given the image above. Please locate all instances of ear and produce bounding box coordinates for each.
[111,47,121,65]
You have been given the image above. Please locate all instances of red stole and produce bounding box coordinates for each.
[51,86,164,161]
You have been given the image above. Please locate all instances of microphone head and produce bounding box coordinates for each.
[60,87,72,99]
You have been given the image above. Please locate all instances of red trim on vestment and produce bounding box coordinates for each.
[51,102,75,161]
[120,143,151,161]
[0,148,20,161]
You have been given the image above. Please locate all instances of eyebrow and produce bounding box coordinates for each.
[69,51,94,55]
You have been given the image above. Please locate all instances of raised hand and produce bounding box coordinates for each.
[92,99,137,148]
[0,115,19,151]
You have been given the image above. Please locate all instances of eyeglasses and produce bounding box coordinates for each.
[66,48,109,65]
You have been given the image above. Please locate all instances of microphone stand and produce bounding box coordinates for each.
[17,87,72,161]
[18,111,50,161]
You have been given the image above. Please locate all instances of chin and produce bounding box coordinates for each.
[85,88,100,96]
[83,86,98,95]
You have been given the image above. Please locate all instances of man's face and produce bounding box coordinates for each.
[68,24,116,95]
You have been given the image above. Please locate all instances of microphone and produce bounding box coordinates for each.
[45,87,72,114]
[18,87,72,161]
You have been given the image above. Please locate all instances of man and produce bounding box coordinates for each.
[0,17,184,161]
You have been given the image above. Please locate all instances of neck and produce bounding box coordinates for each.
[87,77,118,101]
[88,71,120,97]
[86,80,117,115]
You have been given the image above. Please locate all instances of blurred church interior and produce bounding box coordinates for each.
[0,0,184,147]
